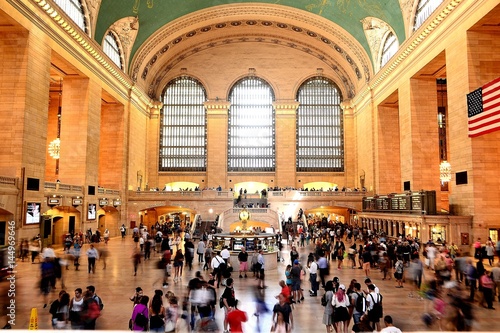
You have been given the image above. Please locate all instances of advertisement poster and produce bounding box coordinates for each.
[88,203,96,220]
[26,202,41,224]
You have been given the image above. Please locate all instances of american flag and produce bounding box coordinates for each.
[467,77,500,138]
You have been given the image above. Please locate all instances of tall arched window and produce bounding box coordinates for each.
[413,0,444,32]
[380,32,399,68]
[53,0,87,33]
[228,77,275,171]
[296,77,344,172]
[160,77,207,171]
[103,32,123,69]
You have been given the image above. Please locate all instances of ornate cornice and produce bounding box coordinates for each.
[204,100,230,116]
[273,101,299,116]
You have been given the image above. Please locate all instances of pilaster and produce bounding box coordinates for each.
[274,101,299,188]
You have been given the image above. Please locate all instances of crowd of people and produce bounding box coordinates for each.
[25,214,500,332]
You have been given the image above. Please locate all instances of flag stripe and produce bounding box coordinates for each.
[467,77,500,137]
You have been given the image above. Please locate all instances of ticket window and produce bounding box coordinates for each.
[430,225,446,244]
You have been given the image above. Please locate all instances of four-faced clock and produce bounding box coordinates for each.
[239,209,250,221]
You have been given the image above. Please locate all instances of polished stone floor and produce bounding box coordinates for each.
[3,236,500,332]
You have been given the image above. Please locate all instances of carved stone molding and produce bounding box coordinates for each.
[204,100,230,115]
[110,16,139,72]
[85,0,102,36]
[273,101,299,116]
[361,17,391,73]
[399,0,415,35]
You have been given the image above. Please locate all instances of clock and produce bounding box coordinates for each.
[239,209,250,221]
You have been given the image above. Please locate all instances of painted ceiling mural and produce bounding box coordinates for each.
[95,0,406,68]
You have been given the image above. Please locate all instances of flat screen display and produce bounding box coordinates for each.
[26,202,41,224]
[88,203,96,220]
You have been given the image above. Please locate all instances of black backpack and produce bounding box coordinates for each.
[135,310,148,328]
[321,293,328,306]
[93,295,104,311]
[355,292,366,312]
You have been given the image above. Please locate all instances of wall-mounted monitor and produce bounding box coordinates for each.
[88,203,96,220]
[26,178,40,191]
[26,202,41,224]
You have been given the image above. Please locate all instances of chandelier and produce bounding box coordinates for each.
[48,138,61,159]
[439,160,451,182]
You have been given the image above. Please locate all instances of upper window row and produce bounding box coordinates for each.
[160,76,344,173]
[53,0,123,70]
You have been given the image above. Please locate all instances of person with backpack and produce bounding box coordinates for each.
[82,290,101,330]
[366,284,383,332]
[131,295,150,331]
[321,281,335,333]
[350,283,365,325]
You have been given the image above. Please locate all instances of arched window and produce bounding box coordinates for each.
[159,77,207,171]
[53,0,87,33]
[296,77,344,172]
[380,32,399,68]
[103,32,123,69]
[228,77,275,171]
[413,0,444,32]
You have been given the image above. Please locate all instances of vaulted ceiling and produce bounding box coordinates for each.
[90,0,409,99]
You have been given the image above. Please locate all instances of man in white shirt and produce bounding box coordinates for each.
[380,315,402,333]
[211,252,225,288]
[308,255,319,296]
[366,283,382,332]
[221,246,231,265]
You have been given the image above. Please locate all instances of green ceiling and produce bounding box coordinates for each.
[95,0,405,67]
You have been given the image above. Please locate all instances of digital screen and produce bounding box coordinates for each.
[26,202,41,224]
[88,203,96,220]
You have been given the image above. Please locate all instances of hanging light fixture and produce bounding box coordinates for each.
[48,138,61,159]
[440,160,451,182]
[48,80,62,167]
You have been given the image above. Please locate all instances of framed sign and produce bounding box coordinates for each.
[88,203,96,220]
[26,202,41,224]
[72,198,83,206]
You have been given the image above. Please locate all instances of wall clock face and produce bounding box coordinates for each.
[239,210,249,220]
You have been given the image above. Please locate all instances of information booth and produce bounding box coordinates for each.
[211,233,279,271]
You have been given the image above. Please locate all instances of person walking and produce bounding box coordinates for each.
[69,288,85,329]
[131,295,149,331]
[86,244,99,274]
[394,256,404,288]
[380,315,402,333]
[221,278,237,333]
[226,300,248,333]
[308,254,319,296]
[173,249,184,282]
[332,284,350,333]
[257,249,266,289]
[480,270,495,309]
[238,247,249,278]
[272,293,294,333]
[197,239,206,264]
[322,281,335,333]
